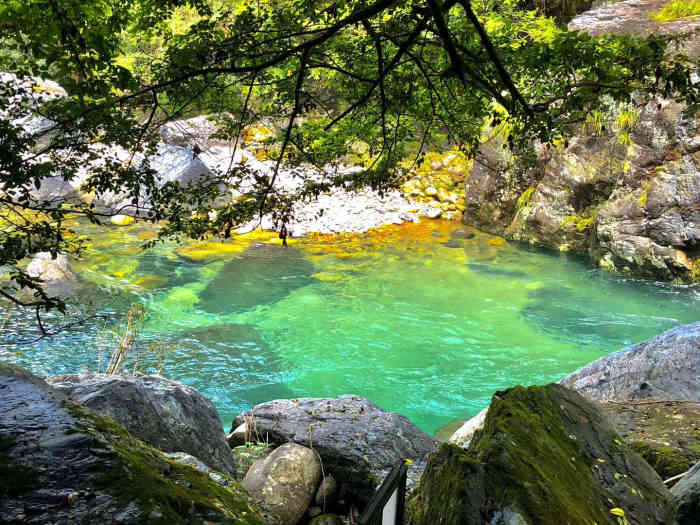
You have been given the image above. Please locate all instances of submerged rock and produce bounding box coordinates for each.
[233,396,438,504]
[198,244,315,314]
[0,362,265,524]
[46,373,236,476]
[407,384,676,525]
[671,461,700,525]
[559,321,700,402]
[243,443,321,525]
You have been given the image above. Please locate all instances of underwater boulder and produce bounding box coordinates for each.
[407,384,676,525]
[198,244,315,314]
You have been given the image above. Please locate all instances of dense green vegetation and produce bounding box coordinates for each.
[651,0,700,23]
[1,0,698,323]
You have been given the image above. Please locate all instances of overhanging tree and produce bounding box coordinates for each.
[1,0,697,329]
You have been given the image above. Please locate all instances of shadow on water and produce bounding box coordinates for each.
[466,262,529,279]
[520,280,691,349]
[198,244,316,314]
[166,323,295,423]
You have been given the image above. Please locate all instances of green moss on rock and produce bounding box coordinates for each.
[407,384,676,525]
[63,400,265,525]
[631,441,692,481]
[516,187,536,212]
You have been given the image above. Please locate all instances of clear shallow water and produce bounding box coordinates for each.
[2,219,698,435]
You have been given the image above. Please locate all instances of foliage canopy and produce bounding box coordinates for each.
[0,0,698,326]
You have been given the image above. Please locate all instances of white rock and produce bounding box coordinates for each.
[26,252,77,283]
[448,408,488,448]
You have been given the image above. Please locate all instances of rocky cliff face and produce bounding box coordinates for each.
[462,0,700,283]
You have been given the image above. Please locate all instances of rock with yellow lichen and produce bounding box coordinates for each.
[400,150,471,217]
[110,215,135,226]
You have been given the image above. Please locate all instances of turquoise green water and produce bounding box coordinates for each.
[2,219,698,435]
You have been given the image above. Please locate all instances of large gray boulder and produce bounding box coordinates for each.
[407,384,677,525]
[46,373,236,475]
[559,321,700,401]
[0,362,265,524]
[233,396,438,503]
[243,443,322,525]
[671,461,700,525]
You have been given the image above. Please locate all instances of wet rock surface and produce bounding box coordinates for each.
[46,373,236,475]
[559,321,700,402]
[0,362,265,524]
[407,384,676,525]
[233,395,438,504]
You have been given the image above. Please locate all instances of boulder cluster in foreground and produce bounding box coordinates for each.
[1,321,698,524]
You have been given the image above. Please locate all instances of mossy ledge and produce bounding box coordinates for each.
[62,400,265,525]
[407,384,676,525]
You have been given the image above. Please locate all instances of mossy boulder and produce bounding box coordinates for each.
[603,399,700,482]
[406,384,676,525]
[47,373,237,476]
[0,362,266,524]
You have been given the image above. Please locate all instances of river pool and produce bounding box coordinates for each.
[2,218,698,435]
